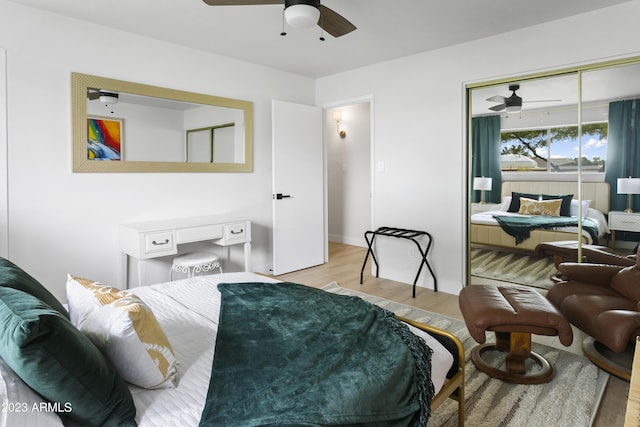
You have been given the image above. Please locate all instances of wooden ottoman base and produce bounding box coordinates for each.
[471,331,552,384]
[459,285,574,385]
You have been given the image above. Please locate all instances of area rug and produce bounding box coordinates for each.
[470,247,557,290]
[322,282,609,427]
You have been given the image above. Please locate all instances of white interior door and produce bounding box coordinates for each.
[272,100,324,275]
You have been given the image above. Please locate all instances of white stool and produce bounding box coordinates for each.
[170,251,222,281]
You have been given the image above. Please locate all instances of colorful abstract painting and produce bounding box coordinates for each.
[87,117,123,160]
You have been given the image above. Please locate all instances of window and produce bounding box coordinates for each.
[500,122,607,173]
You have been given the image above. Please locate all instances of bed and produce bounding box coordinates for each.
[470,181,610,252]
[0,263,465,427]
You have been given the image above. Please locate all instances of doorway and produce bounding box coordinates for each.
[325,101,372,249]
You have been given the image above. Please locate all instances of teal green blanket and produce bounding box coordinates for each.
[199,282,434,427]
[493,215,599,245]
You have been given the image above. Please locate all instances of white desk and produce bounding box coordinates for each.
[119,215,251,288]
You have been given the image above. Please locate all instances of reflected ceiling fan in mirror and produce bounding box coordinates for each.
[87,88,119,113]
[486,84,561,113]
[201,0,356,38]
[87,89,119,104]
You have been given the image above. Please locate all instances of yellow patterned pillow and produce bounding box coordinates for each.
[66,275,178,389]
[517,197,563,216]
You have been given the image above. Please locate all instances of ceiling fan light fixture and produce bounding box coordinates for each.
[284,4,320,28]
[505,105,521,113]
[99,92,118,105]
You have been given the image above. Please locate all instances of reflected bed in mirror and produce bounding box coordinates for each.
[72,72,253,172]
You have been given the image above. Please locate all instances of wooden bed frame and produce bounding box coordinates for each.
[470,181,610,252]
[400,316,465,426]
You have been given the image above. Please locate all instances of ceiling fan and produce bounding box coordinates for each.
[486,84,560,112]
[87,89,119,105]
[201,0,356,38]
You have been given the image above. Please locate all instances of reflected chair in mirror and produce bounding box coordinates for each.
[535,241,637,281]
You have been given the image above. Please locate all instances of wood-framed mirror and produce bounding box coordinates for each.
[72,72,253,172]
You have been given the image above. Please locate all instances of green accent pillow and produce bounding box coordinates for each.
[0,287,137,427]
[0,257,68,317]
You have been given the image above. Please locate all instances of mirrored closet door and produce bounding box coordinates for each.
[466,59,640,289]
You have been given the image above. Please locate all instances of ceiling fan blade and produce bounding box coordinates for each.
[489,104,506,112]
[318,4,356,37]
[523,99,562,103]
[486,95,506,103]
[202,0,281,5]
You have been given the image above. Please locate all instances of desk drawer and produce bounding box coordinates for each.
[144,232,176,256]
[218,221,250,245]
[177,224,223,244]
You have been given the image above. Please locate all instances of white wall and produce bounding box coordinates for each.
[0,0,315,300]
[87,101,185,161]
[316,1,640,296]
[326,103,371,246]
[0,47,7,259]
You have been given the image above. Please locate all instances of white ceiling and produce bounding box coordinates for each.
[6,0,633,78]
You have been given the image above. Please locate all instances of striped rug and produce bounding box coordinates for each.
[470,247,557,290]
[323,282,608,427]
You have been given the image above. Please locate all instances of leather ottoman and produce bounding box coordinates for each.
[459,284,573,384]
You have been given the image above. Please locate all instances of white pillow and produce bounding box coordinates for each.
[66,275,178,389]
[499,196,512,212]
[66,274,127,327]
[569,199,591,216]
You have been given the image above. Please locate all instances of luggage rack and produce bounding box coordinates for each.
[359,226,437,298]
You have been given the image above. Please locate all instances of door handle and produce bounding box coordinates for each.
[274,193,292,200]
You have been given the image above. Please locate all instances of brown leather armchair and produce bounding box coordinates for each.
[535,241,637,269]
[546,247,640,354]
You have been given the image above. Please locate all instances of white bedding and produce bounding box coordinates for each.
[0,272,453,427]
[471,207,610,242]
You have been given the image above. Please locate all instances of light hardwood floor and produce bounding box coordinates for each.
[275,241,628,427]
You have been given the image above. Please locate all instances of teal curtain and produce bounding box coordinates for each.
[471,115,502,203]
[605,99,640,212]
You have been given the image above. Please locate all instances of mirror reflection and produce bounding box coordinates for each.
[73,72,253,172]
[468,59,640,290]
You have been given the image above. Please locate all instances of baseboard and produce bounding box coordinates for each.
[328,234,366,247]
[252,263,274,275]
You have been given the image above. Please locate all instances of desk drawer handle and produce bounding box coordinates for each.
[152,239,170,246]
[230,229,244,235]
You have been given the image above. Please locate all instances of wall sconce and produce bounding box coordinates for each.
[617,176,640,213]
[473,176,493,204]
[332,110,346,139]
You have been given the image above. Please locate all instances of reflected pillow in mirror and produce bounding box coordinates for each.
[570,199,591,217]
[518,197,563,216]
